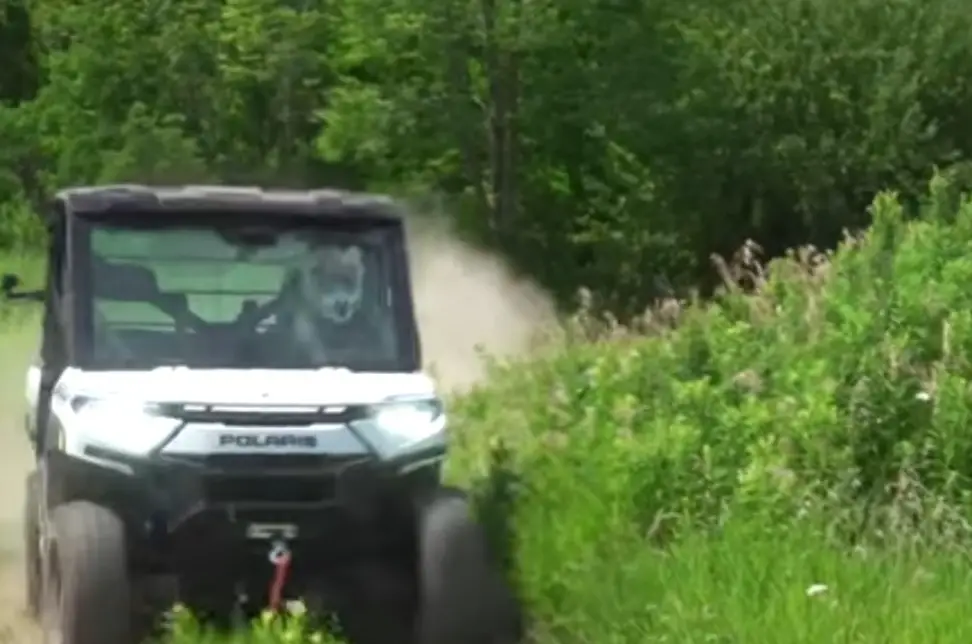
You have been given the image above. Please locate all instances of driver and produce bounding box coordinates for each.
[276,244,387,366]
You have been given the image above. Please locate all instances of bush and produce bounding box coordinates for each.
[0,193,45,250]
[451,173,972,642]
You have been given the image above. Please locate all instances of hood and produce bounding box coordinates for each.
[56,366,437,406]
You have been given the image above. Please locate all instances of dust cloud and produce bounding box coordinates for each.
[406,217,557,392]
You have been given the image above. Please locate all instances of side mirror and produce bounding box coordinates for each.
[1,273,43,302]
[1,273,21,297]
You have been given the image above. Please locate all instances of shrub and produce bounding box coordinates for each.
[451,173,972,641]
[0,193,45,250]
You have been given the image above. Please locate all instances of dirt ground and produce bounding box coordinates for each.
[0,221,554,642]
[0,321,42,643]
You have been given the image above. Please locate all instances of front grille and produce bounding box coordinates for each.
[160,403,368,426]
[202,454,354,470]
[203,474,337,504]
[164,453,367,471]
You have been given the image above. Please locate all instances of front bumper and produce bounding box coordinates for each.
[44,447,442,575]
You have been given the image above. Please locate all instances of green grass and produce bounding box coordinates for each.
[8,177,972,643]
[163,605,344,644]
[528,524,972,643]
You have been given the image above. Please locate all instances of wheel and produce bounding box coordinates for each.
[415,490,522,644]
[42,501,133,644]
[23,471,41,618]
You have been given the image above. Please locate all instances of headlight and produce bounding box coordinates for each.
[69,397,183,457]
[351,396,447,460]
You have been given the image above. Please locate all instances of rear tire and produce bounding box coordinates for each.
[23,471,40,618]
[415,490,521,644]
[43,502,133,644]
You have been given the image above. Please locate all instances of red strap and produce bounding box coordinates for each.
[268,551,292,612]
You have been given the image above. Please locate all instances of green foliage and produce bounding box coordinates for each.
[9,0,972,309]
[449,176,972,641]
[0,194,43,248]
[163,603,343,644]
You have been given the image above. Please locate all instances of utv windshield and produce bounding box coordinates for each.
[73,215,419,372]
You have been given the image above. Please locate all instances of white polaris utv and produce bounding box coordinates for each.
[1,185,520,644]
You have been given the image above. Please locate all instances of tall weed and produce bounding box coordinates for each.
[454,173,972,641]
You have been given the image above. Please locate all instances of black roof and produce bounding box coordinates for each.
[51,184,405,222]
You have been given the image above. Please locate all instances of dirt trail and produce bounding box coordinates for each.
[0,221,554,641]
[0,322,41,643]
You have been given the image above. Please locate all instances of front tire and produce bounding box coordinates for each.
[415,490,521,644]
[43,502,133,644]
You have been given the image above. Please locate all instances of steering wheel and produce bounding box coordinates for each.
[187,297,283,363]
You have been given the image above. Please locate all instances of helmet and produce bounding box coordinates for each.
[298,245,365,324]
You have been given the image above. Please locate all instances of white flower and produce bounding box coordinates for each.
[916,391,932,402]
[806,583,829,597]
[285,599,307,616]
